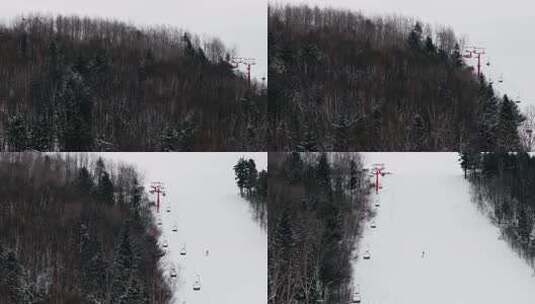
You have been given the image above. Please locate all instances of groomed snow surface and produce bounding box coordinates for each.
[97,153,267,304]
[353,153,535,304]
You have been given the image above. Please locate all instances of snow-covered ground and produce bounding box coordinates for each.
[353,153,535,304]
[97,153,267,304]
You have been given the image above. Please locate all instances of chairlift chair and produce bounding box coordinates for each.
[352,292,361,303]
[370,221,376,229]
[166,206,171,213]
[172,225,178,232]
[363,250,371,260]
[180,245,187,256]
[162,240,168,248]
[170,267,177,278]
[192,275,201,291]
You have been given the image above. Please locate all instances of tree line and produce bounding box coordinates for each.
[460,152,535,271]
[269,4,525,151]
[233,157,267,227]
[0,15,267,151]
[268,152,370,304]
[0,153,171,303]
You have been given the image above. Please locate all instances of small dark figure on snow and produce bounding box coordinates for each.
[421,250,425,258]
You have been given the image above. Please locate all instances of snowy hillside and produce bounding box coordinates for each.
[98,153,267,304]
[353,153,535,304]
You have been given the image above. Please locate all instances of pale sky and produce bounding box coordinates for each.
[276,0,535,108]
[2,0,267,80]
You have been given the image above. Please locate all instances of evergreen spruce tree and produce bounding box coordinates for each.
[94,157,105,180]
[316,153,331,195]
[177,119,196,151]
[97,171,114,205]
[424,36,436,54]
[273,207,294,266]
[296,122,320,152]
[407,22,423,50]
[80,224,107,302]
[245,159,258,196]
[110,228,134,300]
[120,278,146,304]
[77,167,94,194]
[256,170,268,200]
[6,113,29,151]
[332,113,353,151]
[475,82,499,150]
[496,95,524,152]
[0,250,33,303]
[29,114,53,151]
[286,152,303,184]
[518,207,530,244]
[47,39,64,84]
[459,151,480,178]
[409,114,427,150]
[159,125,178,152]
[57,69,94,151]
[349,159,358,193]
[183,33,197,60]
[159,120,195,152]
[130,177,143,213]
[233,158,248,195]
[451,43,464,67]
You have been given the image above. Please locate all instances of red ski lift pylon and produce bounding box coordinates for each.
[370,163,391,194]
[149,182,166,213]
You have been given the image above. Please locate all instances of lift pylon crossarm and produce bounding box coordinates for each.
[463,46,487,77]
[231,56,256,87]
[149,182,166,213]
[370,164,391,194]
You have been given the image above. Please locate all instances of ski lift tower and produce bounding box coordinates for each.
[463,46,486,78]
[231,57,256,88]
[370,163,391,194]
[149,182,166,213]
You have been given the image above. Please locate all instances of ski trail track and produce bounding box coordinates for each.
[353,153,535,304]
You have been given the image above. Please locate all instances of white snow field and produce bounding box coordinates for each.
[97,153,267,304]
[353,153,535,304]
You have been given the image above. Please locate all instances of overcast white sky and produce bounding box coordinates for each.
[277,0,535,108]
[2,0,267,80]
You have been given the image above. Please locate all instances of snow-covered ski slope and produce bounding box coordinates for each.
[353,153,535,304]
[98,153,267,304]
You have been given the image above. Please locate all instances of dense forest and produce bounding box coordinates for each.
[0,153,171,303]
[268,152,370,304]
[460,152,535,271]
[269,4,525,151]
[233,157,268,227]
[0,15,267,151]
